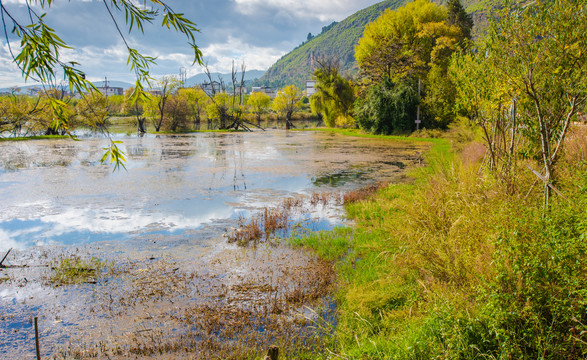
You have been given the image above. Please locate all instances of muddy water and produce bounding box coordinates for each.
[0,131,426,359]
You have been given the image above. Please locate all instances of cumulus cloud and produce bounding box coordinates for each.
[0,0,382,87]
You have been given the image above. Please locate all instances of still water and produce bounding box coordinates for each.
[0,131,423,253]
[0,130,427,358]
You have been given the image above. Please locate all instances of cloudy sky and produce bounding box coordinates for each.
[0,0,381,88]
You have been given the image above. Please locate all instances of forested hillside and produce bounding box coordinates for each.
[259,0,493,88]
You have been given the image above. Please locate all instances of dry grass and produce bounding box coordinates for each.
[228,192,343,246]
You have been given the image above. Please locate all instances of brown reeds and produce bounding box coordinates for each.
[228,192,343,246]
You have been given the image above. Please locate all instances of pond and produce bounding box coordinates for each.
[0,130,427,359]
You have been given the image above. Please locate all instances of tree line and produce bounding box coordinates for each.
[0,79,314,136]
[309,0,586,207]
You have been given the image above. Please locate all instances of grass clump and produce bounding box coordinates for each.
[295,125,587,359]
[49,254,107,285]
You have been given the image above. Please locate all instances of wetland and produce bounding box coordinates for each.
[0,130,427,359]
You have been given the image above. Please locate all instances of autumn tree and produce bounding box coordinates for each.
[0,0,203,167]
[205,93,231,129]
[273,85,302,130]
[355,0,460,83]
[163,90,191,132]
[247,92,272,125]
[0,94,42,137]
[452,0,587,205]
[355,0,463,130]
[145,76,181,132]
[310,58,355,128]
[76,92,110,131]
[179,87,209,128]
[123,87,147,133]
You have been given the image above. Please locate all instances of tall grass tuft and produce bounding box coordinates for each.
[295,125,587,359]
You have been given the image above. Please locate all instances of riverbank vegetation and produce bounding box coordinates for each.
[291,121,586,359]
[290,0,587,357]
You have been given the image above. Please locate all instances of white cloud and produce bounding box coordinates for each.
[0,0,382,87]
[235,0,377,22]
[200,37,286,74]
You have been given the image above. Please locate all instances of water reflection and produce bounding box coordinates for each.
[0,131,426,251]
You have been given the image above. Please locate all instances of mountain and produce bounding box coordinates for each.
[93,80,134,89]
[0,80,134,94]
[259,0,495,89]
[184,69,266,87]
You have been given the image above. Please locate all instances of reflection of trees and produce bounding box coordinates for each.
[0,141,80,171]
[205,134,247,191]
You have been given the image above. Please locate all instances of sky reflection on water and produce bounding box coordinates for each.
[0,131,422,251]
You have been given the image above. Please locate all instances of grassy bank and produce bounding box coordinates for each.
[292,127,587,359]
[0,135,67,142]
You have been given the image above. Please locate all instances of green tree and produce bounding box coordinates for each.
[355,0,460,83]
[273,85,302,130]
[123,87,147,133]
[205,93,231,129]
[145,76,181,132]
[247,91,272,125]
[446,0,473,45]
[452,0,587,205]
[1,0,203,168]
[76,92,110,131]
[354,78,418,135]
[310,58,355,128]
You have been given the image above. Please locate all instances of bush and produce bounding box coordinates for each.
[354,78,418,135]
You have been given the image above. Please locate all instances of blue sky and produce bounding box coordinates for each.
[0,0,381,88]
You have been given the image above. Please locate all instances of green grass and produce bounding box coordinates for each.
[291,128,587,359]
[0,135,68,142]
[49,255,109,285]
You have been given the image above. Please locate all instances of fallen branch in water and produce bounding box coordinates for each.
[0,248,12,268]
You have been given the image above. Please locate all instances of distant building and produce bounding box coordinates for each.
[147,89,163,97]
[251,86,277,98]
[305,80,317,97]
[96,86,123,96]
[200,81,223,96]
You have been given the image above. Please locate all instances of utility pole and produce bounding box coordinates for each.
[179,67,187,87]
[415,77,421,130]
[104,76,109,97]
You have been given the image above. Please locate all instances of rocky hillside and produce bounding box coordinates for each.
[259,0,493,89]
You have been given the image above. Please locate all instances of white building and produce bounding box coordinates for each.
[96,86,124,96]
[305,80,317,97]
[251,86,278,98]
[200,81,223,96]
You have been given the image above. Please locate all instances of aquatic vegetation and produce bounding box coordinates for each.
[48,254,108,285]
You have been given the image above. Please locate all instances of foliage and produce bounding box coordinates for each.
[356,0,460,82]
[76,92,110,130]
[354,78,418,134]
[49,255,108,285]
[354,0,463,131]
[123,87,147,133]
[295,127,587,359]
[273,85,302,129]
[0,94,42,136]
[182,87,209,126]
[205,92,231,129]
[451,0,587,204]
[260,0,408,88]
[144,75,181,132]
[310,58,355,128]
[162,88,192,132]
[446,0,474,45]
[0,0,203,168]
[247,91,272,124]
